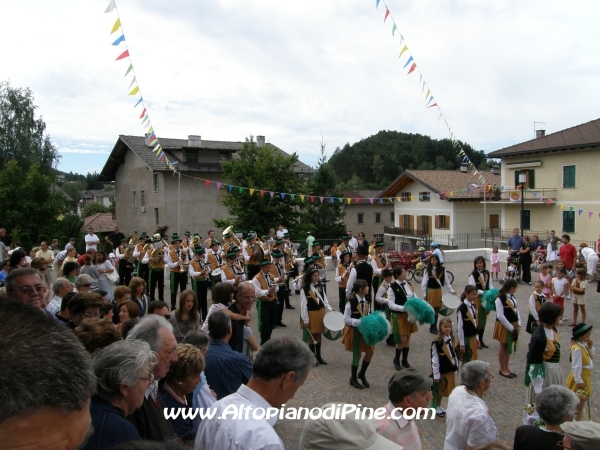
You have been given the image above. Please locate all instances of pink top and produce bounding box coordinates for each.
[490,253,500,264]
[538,273,552,295]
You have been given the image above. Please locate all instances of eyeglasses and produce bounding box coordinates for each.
[139,374,155,383]
[164,314,171,320]
[82,313,101,319]
[16,285,46,295]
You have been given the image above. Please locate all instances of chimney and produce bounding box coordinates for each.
[188,135,202,147]
[535,130,545,139]
[256,135,265,147]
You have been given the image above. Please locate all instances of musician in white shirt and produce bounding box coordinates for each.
[300,268,332,365]
[387,266,418,370]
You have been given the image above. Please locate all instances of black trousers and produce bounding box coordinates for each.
[137,262,149,289]
[520,257,532,283]
[372,276,383,311]
[192,278,209,321]
[119,259,133,286]
[149,269,164,302]
[339,287,347,312]
[276,286,286,322]
[259,299,277,344]
[170,271,188,310]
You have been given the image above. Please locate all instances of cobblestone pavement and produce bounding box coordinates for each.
[170,261,600,449]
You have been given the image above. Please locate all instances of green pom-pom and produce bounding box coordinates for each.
[482,288,499,312]
[405,297,435,324]
[358,312,390,346]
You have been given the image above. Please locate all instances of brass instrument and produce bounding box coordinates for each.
[149,248,164,269]
[124,235,137,263]
[152,233,169,250]
[342,262,354,279]
[285,248,294,272]
[222,226,242,248]
[143,242,153,252]
[191,235,201,248]
[193,258,210,279]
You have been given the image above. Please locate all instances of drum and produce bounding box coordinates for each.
[440,293,461,316]
[323,311,344,341]
[211,268,222,277]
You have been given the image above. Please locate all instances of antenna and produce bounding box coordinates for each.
[534,121,546,139]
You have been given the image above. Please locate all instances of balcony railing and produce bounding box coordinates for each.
[480,188,556,202]
[383,226,429,237]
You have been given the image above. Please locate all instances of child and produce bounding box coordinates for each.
[457,285,480,364]
[375,268,393,309]
[538,263,553,299]
[565,323,595,421]
[490,246,500,280]
[201,282,249,333]
[330,241,338,267]
[431,316,459,417]
[570,268,588,326]
[493,279,521,378]
[526,280,546,334]
[387,266,418,370]
[551,268,568,324]
[412,247,427,270]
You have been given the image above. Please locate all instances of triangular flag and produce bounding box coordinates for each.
[238,187,245,194]
[228,185,233,192]
[124,64,133,77]
[427,95,434,105]
[338,198,343,203]
[588,211,593,218]
[355,198,360,203]
[290,194,296,200]
[310,196,315,203]
[347,198,351,204]
[388,198,393,202]
[300,195,305,202]
[260,190,264,197]
[578,209,583,215]
[216,182,222,189]
[139,108,146,119]
[396,197,401,201]
[320,197,324,203]
[569,206,574,212]
[379,198,383,203]
[116,50,129,61]
[407,63,417,74]
[330,197,335,203]
[369,198,374,204]
[129,76,137,88]
[110,18,121,34]
[141,115,149,124]
[104,0,116,13]
[270,191,274,197]
[399,45,408,58]
[205,180,210,187]
[376,0,381,8]
[280,193,286,200]
[129,86,139,96]
[112,34,125,46]
[403,56,414,68]
[392,23,397,35]
[384,7,390,22]
[249,189,255,196]
[547,199,552,205]
[427,103,438,108]
[425,88,431,99]
[134,97,143,108]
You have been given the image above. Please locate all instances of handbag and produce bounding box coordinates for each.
[106,268,119,284]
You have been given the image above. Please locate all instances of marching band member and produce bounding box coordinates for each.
[335,250,352,311]
[343,279,373,389]
[221,250,244,287]
[144,235,167,302]
[336,234,351,261]
[301,268,332,366]
[421,254,456,335]
[181,231,192,252]
[468,256,493,348]
[204,230,216,249]
[493,279,521,378]
[166,233,188,311]
[132,233,149,289]
[283,232,299,295]
[311,241,326,269]
[261,235,272,257]
[271,249,288,328]
[431,316,459,418]
[115,238,134,287]
[457,285,480,364]
[375,268,393,309]
[189,247,209,321]
[222,230,235,253]
[370,242,391,311]
[252,259,278,345]
[293,256,314,292]
[244,233,263,281]
[345,247,373,307]
[387,266,418,370]
[207,240,223,289]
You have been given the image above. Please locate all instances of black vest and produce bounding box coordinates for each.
[390,282,408,306]
[426,267,445,289]
[432,339,458,374]
[347,293,369,320]
[457,302,478,337]
[304,284,325,311]
[471,269,490,291]
[355,260,374,284]
[496,293,519,323]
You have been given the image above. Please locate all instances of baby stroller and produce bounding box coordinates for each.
[531,249,547,272]
[499,253,520,284]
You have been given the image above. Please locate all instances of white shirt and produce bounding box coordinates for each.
[457,300,479,346]
[421,267,453,297]
[194,384,284,450]
[300,284,332,323]
[528,292,545,321]
[46,295,63,316]
[275,228,287,238]
[85,233,99,251]
[386,280,414,312]
[571,341,596,384]
[345,260,369,296]
[468,272,494,295]
[343,294,367,327]
[252,272,278,298]
[494,294,521,332]
[349,237,358,252]
[432,336,459,379]
[444,386,497,450]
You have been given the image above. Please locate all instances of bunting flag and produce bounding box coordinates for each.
[104,0,116,13]
[403,56,414,68]
[260,190,265,197]
[376,0,381,8]
[384,7,390,22]
[205,180,210,187]
[112,34,125,46]
[115,50,129,61]
[216,182,222,189]
[110,18,121,34]
[392,23,397,35]
[250,188,255,196]
[407,63,417,75]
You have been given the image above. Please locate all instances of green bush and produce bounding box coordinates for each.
[37,234,50,245]
[18,233,32,252]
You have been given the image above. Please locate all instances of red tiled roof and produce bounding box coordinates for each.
[82,213,117,233]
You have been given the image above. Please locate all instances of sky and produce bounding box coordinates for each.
[2,0,599,175]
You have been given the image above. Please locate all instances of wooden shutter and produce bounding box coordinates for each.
[409,215,414,231]
[528,170,535,189]
[428,216,433,235]
[445,215,450,229]
[416,216,422,234]
[489,214,499,229]
[435,215,440,229]
[514,170,520,187]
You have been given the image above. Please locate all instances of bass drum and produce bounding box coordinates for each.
[439,293,461,316]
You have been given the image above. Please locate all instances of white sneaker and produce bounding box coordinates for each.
[566,294,572,301]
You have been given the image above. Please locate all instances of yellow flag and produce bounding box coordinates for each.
[396,197,401,201]
[129,86,139,96]
[249,189,255,196]
[300,195,305,202]
[399,45,408,58]
[111,18,121,34]
[560,204,565,210]
[347,198,351,204]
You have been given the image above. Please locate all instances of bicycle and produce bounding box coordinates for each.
[411,268,454,284]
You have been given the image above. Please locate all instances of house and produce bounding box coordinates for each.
[379,169,502,247]
[487,118,600,244]
[98,135,314,237]
[82,213,117,234]
[79,189,115,208]
[341,190,394,241]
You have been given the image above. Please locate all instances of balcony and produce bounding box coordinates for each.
[479,187,556,203]
[383,226,429,237]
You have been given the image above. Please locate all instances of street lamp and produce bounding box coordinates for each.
[519,172,527,237]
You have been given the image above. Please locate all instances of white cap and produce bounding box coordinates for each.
[299,403,404,450]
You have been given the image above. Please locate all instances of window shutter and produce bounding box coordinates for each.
[514,170,520,187]
[445,215,450,229]
[417,216,422,233]
[435,215,440,229]
[529,170,535,189]
[428,216,433,235]
[409,215,414,231]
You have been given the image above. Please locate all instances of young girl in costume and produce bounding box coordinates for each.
[565,323,595,421]
[526,280,546,334]
[457,285,480,364]
[570,268,587,326]
[300,268,333,366]
[421,254,456,335]
[431,316,459,417]
[468,256,493,348]
[493,279,521,378]
[537,263,553,302]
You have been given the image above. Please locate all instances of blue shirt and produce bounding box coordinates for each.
[204,340,253,400]
[81,396,140,450]
[0,270,7,285]
[507,236,524,252]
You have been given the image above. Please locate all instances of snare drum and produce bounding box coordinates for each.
[440,293,461,316]
[211,268,222,277]
[323,311,345,341]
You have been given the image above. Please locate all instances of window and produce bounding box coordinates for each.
[435,215,449,230]
[185,149,197,163]
[563,165,576,188]
[153,173,159,192]
[562,211,575,233]
[400,192,412,202]
[522,210,531,230]
[132,191,137,208]
[154,208,160,226]
[399,215,413,231]
[419,191,430,202]
[375,212,381,223]
[514,169,535,189]
[489,214,499,229]
[417,215,431,235]
[140,190,145,208]
[218,151,229,162]
[357,213,364,224]
[390,211,394,223]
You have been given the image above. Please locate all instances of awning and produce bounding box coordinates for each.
[505,160,542,169]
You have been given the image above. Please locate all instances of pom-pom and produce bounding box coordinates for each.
[482,288,499,312]
[358,312,390,346]
[404,297,435,324]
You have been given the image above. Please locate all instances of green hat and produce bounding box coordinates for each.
[260,259,272,266]
[262,235,270,240]
[246,234,256,240]
[226,251,237,259]
[211,240,220,247]
[140,232,148,239]
[271,249,284,258]
[194,233,201,238]
[341,234,350,240]
[312,254,321,261]
[573,323,593,339]
[375,241,385,248]
[276,239,285,245]
[340,250,351,257]
[121,238,128,243]
[312,241,320,247]
[194,247,205,254]
[224,231,233,238]
[304,256,314,265]
[152,236,160,243]
[171,233,181,243]
[418,247,425,251]
[283,232,290,238]
[230,246,241,253]
[184,231,191,236]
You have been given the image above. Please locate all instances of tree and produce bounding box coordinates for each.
[82,202,111,218]
[0,81,60,175]
[213,137,305,236]
[297,137,346,240]
[60,181,85,204]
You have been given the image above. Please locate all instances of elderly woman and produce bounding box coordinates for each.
[30,257,52,304]
[79,254,99,290]
[118,301,140,328]
[514,385,579,450]
[74,274,94,294]
[444,360,497,450]
[158,343,205,444]
[81,340,157,450]
[170,289,202,343]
